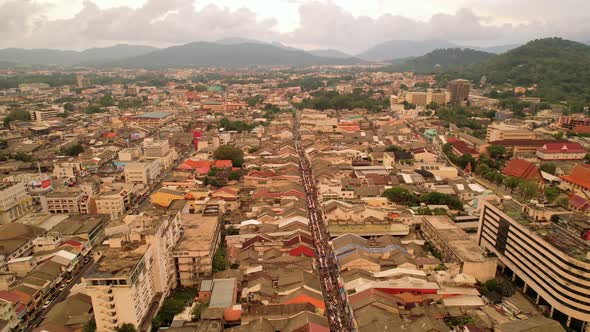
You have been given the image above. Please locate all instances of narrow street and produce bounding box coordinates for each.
[293,112,355,332]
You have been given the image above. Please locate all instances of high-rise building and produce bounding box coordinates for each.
[84,242,156,332]
[447,79,470,103]
[478,198,590,331]
[76,74,90,89]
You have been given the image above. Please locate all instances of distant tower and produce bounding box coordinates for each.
[76,74,89,88]
[447,79,470,103]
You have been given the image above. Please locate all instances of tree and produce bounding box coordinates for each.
[228,171,240,181]
[518,180,539,199]
[212,245,227,272]
[504,177,521,193]
[382,187,418,205]
[63,102,75,112]
[544,187,560,203]
[116,324,137,332]
[61,143,84,157]
[3,109,31,126]
[540,163,557,175]
[191,302,206,321]
[99,93,115,107]
[213,145,244,167]
[384,145,404,152]
[487,145,507,159]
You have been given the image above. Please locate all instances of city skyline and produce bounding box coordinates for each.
[1,0,589,52]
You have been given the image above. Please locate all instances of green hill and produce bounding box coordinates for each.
[477,38,590,103]
[390,48,495,73]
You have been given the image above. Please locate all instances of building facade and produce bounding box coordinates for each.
[478,199,590,331]
[0,183,33,224]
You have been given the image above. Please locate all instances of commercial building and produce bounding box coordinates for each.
[84,242,158,332]
[142,139,175,169]
[172,211,221,287]
[0,183,33,224]
[41,189,90,214]
[124,161,162,185]
[421,216,497,282]
[478,198,590,331]
[447,79,470,103]
[53,162,82,179]
[142,139,170,158]
[486,124,536,143]
[95,189,132,218]
[127,111,175,126]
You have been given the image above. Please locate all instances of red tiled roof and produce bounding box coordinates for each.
[502,159,542,181]
[493,139,570,147]
[569,194,590,210]
[539,142,586,153]
[449,139,478,156]
[561,164,590,190]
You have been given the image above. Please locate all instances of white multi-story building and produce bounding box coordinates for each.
[124,161,161,185]
[0,183,33,224]
[478,198,590,331]
[84,242,156,332]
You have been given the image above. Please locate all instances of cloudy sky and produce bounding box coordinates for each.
[1,0,589,53]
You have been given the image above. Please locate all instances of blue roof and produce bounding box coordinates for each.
[133,111,171,119]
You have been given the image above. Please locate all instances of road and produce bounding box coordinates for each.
[293,112,355,332]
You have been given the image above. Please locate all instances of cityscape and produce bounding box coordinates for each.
[0,1,590,332]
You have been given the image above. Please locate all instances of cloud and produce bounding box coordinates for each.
[1,0,280,49]
[0,0,589,52]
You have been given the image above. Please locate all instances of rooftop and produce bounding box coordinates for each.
[86,242,148,279]
[133,111,172,119]
[489,199,590,262]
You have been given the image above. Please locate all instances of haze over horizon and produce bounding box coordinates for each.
[1,0,590,53]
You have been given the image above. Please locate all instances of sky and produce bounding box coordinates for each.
[0,0,589,53]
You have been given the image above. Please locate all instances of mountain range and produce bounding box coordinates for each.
[0,44,158,67]
[388,48,496,73]
[0,39,522,68]
[0,38,587,69]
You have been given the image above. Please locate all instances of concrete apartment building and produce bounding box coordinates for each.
[421,216,497,282]
[172,211,221,287]
[142,138,175,169]
[124,161,162,185]
[447,79,470,103]
[84,242,157,332]
[122,201,184,295]
[486,124,536,143]
[478,198,590,331]
[41,189,90,214]
[95,189,131,218]
[405,92,428,106]
[0,183,33,224]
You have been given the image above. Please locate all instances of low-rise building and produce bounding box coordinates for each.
[421,215,497,282]
[486,124,536,143]
[41,189,90,214]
